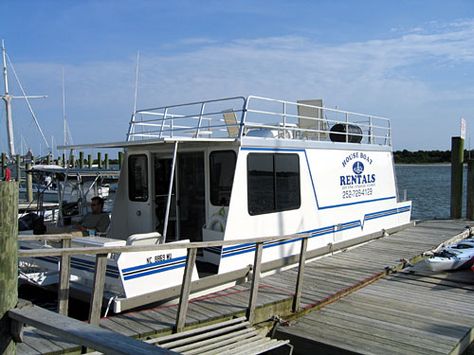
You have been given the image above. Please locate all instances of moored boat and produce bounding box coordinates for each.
[19,95,412,312]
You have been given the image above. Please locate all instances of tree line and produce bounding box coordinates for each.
[393,150,474,164]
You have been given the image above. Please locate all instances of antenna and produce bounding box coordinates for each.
[62,67,66,147]
[127,51,140,141]
[133,51,140,115]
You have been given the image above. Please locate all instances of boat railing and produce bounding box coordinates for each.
[127,95,392,146]
[18,230,322,331]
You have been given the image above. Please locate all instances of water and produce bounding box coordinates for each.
[395,164,466,220]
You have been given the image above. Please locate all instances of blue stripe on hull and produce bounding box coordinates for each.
[220,206,410,258]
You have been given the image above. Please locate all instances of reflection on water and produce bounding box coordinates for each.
[395,164,465,220]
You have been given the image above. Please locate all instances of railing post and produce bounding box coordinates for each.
[175,248,197,333]
[58,238,71,315]
[345,113,349,143]
[88,253,108,325]
[246,242,263,324]
[159,108,168,138]
[194,103,206,138]
[368,116,373,144]
[292,237,308,313]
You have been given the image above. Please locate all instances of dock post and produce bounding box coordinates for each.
[79,152,84,169]
[467,160,474,220]
[451,137,464,219]
[87,154,92,169]
[15,155,20,182]
[46,154,51,165]
[62,153,66,167]
[26,162,33,203]
[97,152,102,169]
[1,152,6,179]
[118,151,123,170]
[104,153,109,170]
[0,181,19,354]
[70,154,75,168]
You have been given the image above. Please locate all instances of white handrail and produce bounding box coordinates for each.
[127,95,391,146]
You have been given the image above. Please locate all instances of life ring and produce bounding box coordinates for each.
[208,214,227,232]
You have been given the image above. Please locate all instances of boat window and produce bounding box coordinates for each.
[129,154,148,202]
[210,150,237,206]
[247,153,300,215]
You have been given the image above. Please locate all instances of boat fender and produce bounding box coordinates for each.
[208,214,226,232]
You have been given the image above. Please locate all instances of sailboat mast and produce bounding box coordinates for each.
[2,40,15,157]
[62,68,66,147]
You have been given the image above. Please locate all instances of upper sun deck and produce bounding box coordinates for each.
[127,96,392,147]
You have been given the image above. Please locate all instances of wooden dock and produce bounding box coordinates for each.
[275,265,474,354]
[17,220,474,354]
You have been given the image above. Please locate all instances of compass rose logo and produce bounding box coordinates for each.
[352,161,364,175]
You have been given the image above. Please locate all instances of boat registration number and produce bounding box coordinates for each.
[146,253,172,264]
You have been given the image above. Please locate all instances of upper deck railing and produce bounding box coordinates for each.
[127,95,392,146]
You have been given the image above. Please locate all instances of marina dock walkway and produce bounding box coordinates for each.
[275,265,474,354]
[18,220,472,354]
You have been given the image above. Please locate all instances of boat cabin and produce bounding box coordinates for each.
[94,96,411,273]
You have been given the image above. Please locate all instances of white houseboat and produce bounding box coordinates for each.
[20,96,411,312]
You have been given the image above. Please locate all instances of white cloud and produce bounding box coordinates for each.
[5,19,474,152]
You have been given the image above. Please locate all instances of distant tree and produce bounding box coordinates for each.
[393,150,452,164]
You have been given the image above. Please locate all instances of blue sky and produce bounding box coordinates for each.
[1,0,474,154]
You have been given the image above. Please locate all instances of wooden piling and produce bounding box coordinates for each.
[79,152,84,169]
[1,152,6,179]
[26,162,33,203]
[15,155,20,182]
[467,160,474,220]
[451,136,464,219]
[69,154,75,168]
[0,181,19,354]
[104,153,109,170]
[46,154,51,165]
[87,154,92,169]
[118,151,123,170]
[97,152,102,169]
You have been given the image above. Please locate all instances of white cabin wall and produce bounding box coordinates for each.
[109,150,155,239]
[219,146,411,273]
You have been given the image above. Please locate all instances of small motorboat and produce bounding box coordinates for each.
[425,239,474,272]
